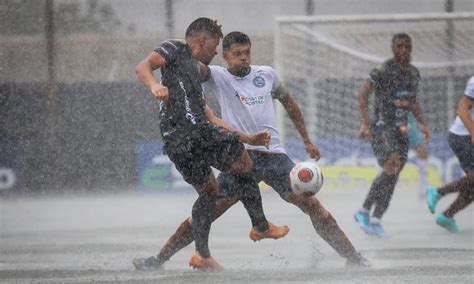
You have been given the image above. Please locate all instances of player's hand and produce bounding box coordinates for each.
[304,141,321,161]
[359,124,373,141]
[151,83,169,101]
[246,130,271,146]
[420,124,431,141]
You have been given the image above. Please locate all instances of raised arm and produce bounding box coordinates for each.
[204,104,270,146]
[277,88,321,160]
[457,95,474,143]
[358,79,374,141]
[135,52,169,101]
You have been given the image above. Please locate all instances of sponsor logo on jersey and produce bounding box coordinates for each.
[242,95,264,106]
[253,76,265,88]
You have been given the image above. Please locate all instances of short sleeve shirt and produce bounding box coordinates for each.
[369,58,421,128]
[449,76,474,135]
[154,40,208,140]
[203,65,286,154]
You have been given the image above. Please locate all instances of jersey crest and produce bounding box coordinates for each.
[253,76,266,88]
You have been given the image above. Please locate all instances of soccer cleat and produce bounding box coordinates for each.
[249,221,290,242]
[345,252,371,268]
[426,186,440,214]
[189,251,224,272]
[436,213,460,233]
[353,210,373,234]
[132,256,164,271]
[370,222,386,238]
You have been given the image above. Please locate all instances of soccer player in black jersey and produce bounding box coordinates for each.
[133,31,370,271]
[354,33,430,237]
[134,18,288,271]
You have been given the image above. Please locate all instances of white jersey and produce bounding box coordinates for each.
[449,76,474,136]
[203,65,286,154]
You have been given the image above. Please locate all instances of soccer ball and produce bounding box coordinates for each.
[289,161,324,196]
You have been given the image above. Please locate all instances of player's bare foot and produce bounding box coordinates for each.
[249,221,290,242]
[189,251,224,272]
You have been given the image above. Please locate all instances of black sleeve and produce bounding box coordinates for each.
[154,40,181,64]
[368,64,384,88]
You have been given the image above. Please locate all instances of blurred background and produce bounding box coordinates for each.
[1,0,474,194]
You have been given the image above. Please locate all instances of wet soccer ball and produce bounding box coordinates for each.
[289,161,324,196]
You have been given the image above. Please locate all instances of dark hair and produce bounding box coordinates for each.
[223,31,251,50]
[185,17,223,38]
[392,32,411,44]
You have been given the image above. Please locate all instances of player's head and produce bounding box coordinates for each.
[185,17,223,65]
[222,31,252,74]
[391,33,412,66]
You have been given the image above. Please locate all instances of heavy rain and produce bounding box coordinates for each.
[1,0,474,283]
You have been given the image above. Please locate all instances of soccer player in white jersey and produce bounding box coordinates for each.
[132,31,370,270]
[426,76,474,232]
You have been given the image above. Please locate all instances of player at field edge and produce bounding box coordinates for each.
[426,76,474,233]
[354,32,431,237]
[134,18,289,271]
[133,31,370,271]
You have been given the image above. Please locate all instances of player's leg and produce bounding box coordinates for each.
[430,132,474,232]
[211,133,289,241]
[258,152,370,267]
[354,128,395,234]
[432,172,474,233]
[442,173,474,217]
[161,134,230,271]
[368,151,406,237]
[133,195,240,270]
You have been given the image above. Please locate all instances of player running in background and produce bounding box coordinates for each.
[133,31,369,271]
[355,33,430,237]
[407,112,429,199]
[134,18,288,271]
[426,76,474,233]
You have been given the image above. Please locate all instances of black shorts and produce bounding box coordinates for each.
[371,124,409,166]
[217,151,295,201]
[448,132,474,173]
[164,124,245,187]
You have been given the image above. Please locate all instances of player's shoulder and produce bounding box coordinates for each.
[208,65,228,79]
[158,39,186,50]
[408,63,421,78]
[465,76,474,97]
[372,59,391,73]
[467,76,474,86]
[252,65,276,73]
[251,65,278,80]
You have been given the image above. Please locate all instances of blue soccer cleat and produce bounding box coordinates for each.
[436,213,460,233]
[370,222,386,238]
[354,210,373,234]
[426,186,440,214]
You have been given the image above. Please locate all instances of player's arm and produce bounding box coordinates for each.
[135,52,169,101]
[358,79,373,140]
[410,101,431,141]
[204,104,270,146]
[276,85,321,160]
[457,95,474,143]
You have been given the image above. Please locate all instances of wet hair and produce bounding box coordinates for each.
[392,32,411,44]
[223,31,251,50]
[185,17,223,38]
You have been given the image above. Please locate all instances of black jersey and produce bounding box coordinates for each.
[154,40,208,141]
[369,58,420,128]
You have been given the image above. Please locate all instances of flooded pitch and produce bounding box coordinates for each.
[1,188,473,283]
